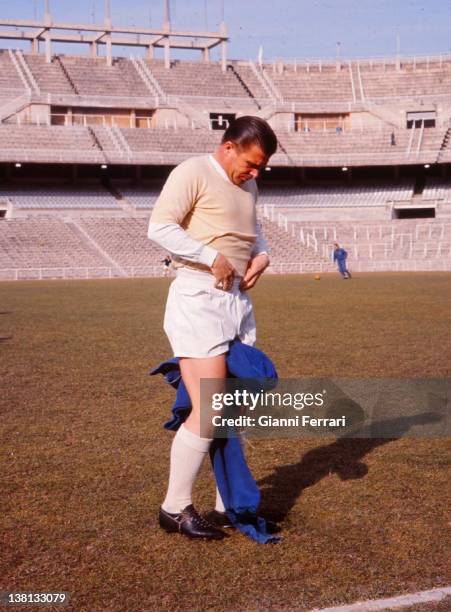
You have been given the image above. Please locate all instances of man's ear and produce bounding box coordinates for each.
[223,140,236,155]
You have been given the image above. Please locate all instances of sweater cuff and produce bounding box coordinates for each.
[198,245,218,268]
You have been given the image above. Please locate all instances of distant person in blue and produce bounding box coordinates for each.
[333,242,351,279]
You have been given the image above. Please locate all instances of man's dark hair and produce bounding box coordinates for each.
[221,115,278,158]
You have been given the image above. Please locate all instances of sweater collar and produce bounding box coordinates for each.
[208,154,233,185]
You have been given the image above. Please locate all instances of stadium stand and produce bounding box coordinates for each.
[143,59,266,104]
[21,54,75,94]
[120,127,221,154]
[262,64,353,104]
[259,183,414,208]
[359,60,451,100]
[77,217,168,272]
[118,187,161,209]
[0,124,105,163]
[0,50,25,90]
[260,56,451,103]
[58,56,150,98]
[0,187,120,210]
[275,129,443,166]
[0,218,113,279]
[285,219,451,270]
[1,38,451,278]
[1,122,447,167]
[259,216,335,273]
[422,179,451,201]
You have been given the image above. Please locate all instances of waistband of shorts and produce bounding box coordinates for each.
[175,266,242,289]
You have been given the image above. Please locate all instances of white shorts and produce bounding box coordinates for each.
[163,267,256,358]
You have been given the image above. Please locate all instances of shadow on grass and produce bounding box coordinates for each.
[258,411,444,523]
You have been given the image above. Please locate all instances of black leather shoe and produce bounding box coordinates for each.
[204,509,235,529]
[205,509,281,534]
[159,505,225,540]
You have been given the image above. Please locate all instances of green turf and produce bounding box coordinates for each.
[1,273,450,611]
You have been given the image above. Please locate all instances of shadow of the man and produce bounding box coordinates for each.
[258,411,443,523]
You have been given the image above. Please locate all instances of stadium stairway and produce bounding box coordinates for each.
[436,127,451,163]
[259,216,335,273]
[105,181,136,215]
[226,65,262,109]
[66,221,126,276]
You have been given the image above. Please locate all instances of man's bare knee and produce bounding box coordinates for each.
[180,355,227,436]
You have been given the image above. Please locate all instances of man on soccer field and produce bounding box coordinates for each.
[333,242,352,279]
[147,116,277,540]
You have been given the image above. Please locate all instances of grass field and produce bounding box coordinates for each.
[1,273,450,611]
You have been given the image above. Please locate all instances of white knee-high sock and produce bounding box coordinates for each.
[215,486,226,513]
[161,424,212,514]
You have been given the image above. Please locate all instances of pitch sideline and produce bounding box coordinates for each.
[312,586,451,611]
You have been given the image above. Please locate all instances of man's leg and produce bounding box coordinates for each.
[181,354,227,435]
[159,355,227,539]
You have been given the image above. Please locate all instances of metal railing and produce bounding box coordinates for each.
[0,266,176,281]
[271,51,451,70]
[261,204,320,255]
[0,92,31,121]
[1,256,449,282]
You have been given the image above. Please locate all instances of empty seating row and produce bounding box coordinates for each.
[145,59,261,101]
[58,56,151,98]
[0,188,119,209]
[77,218,167,268]
[2,50,451,108]
[0,121,447,166]
[261,57,451,103]
[259,182,414,207]
[0,50,24,90]
[118,188,160,209]
[422,179,451,200]
[0,218,108,268]
[1,214,450,278]
[23,54,75,94]
[0,124,104,163]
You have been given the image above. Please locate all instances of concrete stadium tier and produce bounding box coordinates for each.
[1,49,451,167]
[1,207,450,279]
[1,48,451,278]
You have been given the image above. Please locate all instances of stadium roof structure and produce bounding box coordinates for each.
[0,10,228,70]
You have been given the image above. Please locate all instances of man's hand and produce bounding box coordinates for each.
[239,253,270,291]
[211,253,236,290]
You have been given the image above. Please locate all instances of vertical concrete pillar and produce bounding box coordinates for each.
[104,0,112,66]
[220,21,227,72]
[164,38,170,69]
[105,34,112,66]
[44,0,52,63]
[221,41,227,72]
[44,31,52,64]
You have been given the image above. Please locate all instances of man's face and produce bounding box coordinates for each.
[222,141,268,186]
